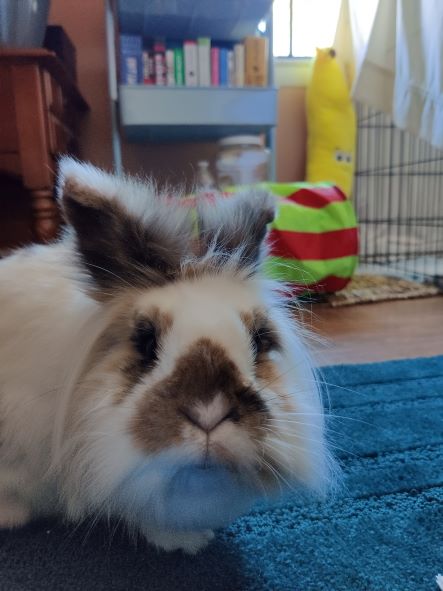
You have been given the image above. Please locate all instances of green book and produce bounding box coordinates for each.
[197,37,211,86]
[174,47,184,85]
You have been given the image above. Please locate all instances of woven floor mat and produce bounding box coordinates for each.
[327,274,441,307]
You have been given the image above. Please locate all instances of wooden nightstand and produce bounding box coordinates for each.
[0,49,89,245]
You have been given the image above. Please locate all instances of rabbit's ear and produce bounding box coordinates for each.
[58,158,192,297]
[197,189,276,268]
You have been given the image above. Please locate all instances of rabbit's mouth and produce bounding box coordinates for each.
[153,462,257,530]
[112,454,264,531]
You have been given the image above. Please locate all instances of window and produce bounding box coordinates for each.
[273,0,342,58]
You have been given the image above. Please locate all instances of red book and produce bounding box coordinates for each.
[142,50,155,84]
[154,40,166,86]
[211,47,220,86]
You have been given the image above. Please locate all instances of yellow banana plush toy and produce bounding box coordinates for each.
[306,48,357,198]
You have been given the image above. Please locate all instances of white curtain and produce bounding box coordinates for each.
[334,0,443,150]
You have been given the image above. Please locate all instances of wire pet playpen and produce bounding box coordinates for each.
[354,103,443,289]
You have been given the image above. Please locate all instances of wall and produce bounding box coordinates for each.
[49,0,113,169]
[276,87,307,181]
[49,0,307,185]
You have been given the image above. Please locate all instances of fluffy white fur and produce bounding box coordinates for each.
[0,158,333,554]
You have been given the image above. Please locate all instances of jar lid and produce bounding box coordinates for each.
[218,135,263,148]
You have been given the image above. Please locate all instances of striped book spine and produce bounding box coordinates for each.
[174,47,184,85]
[165,49,175,86]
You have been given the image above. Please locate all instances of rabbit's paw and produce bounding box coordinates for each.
[0,497,31,529]
[148,529,215,554]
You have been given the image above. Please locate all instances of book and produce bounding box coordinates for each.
[165,49,175,86]
[227,49,235,87]
[197,37,211,86]
[245,36,268,87]
[184,40,198,86]
[153,40,166,85]
[210,47,220,86]
[234,43,245,87]
[174,47,185,85]
[219,47,229,86]
[142,50,155,84]
[120,34,142,85]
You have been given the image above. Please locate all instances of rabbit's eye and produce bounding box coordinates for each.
[252,325,280,359]
[132,321,158,368]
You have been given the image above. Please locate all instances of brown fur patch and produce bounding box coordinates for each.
[241,310,291,411]
[255,357,280,385]
[63,179,107,208]
[146,307,173,335]
[118,308,173,404]
[62,187,191,297]
[239,310,256,333]
[130,338,269,454]
[197,189,275,268]
[241,309,281,355]
[82,304,174,405]
[255,357,293,412]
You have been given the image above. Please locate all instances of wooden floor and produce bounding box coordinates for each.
[300,296,443,366]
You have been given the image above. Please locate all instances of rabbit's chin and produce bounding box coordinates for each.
[111,454,264,532]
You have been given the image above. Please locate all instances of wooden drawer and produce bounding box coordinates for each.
[0,65,19,152]
[47,113,72,155]
[51,78,64,117]
[0,49,89,245]
[43,71,64,118]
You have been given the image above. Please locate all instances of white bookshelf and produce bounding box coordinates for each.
[105,0,277,176]
[120,86,277,141]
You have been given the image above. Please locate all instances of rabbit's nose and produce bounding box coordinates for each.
[179,396,239,433]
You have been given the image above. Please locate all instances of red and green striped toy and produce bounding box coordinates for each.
[260,182,358,294]
[188,182,358,294]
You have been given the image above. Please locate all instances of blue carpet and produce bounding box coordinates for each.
[1,356,442,591]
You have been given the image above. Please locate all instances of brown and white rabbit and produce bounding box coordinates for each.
[0,158,333,553]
